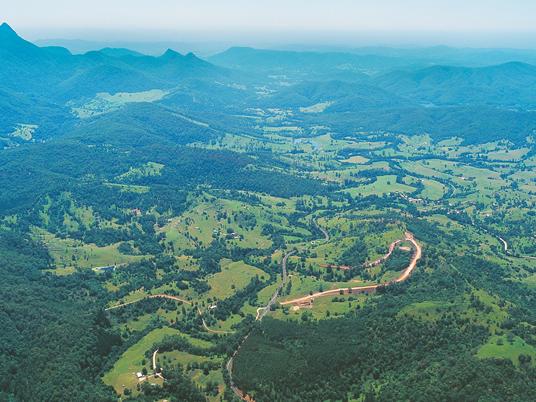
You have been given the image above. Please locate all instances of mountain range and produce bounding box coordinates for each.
[2,23,536,145]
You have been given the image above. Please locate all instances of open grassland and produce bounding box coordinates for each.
[72,89,167,118]
[400,289,508,333]
[9,123,37,140]
[33,228,145,270]
[486,147,530,161]
[121,306,192,332]
[278,273,371,303]
[344,175,416,197]
[274,293,369,320]
[158,350,221,367]
[205,259,266,300]
[103,327,181,394]
[341,155,370,164]
[477,335,536,367]
[160,196,295,252]
[116,161,165,181]
[104,183,151,193]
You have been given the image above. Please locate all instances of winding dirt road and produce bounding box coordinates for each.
[105,293,234,334]
[364,239,403,268]
[280,232,421,306]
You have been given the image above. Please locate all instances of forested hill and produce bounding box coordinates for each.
[0,22,224,136]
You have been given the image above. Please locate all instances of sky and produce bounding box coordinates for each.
[3,0,536,48]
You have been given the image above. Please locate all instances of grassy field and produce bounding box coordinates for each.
[10,123,37,140]
[159,196,283,252]
[33,228,146,270]
[403,177,447,200]
[274,293,369,320]
[72,89,167,118]
[521,274,536,288]
[477,335,536,367]
[104,183,151,193]
[116,161,165,181]
[342,155,370,164]
[278,273,371,303]
[205,259,266,300]
[399,288,508,334]
[486,147,530,161]
[398,300,459,321]
[122,306,193,332]
[344,175,416,197]
[158,350,221,367]
[103,327,181,394]
[107,288,148,308]
[300,101,334,113]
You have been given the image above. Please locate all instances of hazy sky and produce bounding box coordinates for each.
[4,0,536,48]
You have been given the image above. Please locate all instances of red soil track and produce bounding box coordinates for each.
[280,232,421,306]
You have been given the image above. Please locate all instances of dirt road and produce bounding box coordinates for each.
[104,293,192,311]
[105,293,234,334]
[280,232,421,306]
[498,236,508,252]
[104,299,144,311]
[364,239,403,268]
[149,294,192,305]
[226,333,255,402]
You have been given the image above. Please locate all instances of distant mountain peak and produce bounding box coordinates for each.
[0,22,40,53]
[162,48,181,58]
[1,22,14,30]
[0,22,19,38]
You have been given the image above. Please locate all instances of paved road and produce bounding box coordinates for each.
[225,332,253,402]
[227,249,295,402]
[152,349,159,371]
[280,232,422,306]
[315,220,330,242]
[256,250,295,321]
[227,221,330,400]
[472,223,535,260]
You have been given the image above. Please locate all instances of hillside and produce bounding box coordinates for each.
[376,62,536,107]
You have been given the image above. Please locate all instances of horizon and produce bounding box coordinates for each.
[3,0,536,51]
[4,21,536,58]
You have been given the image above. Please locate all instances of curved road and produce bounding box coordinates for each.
[315,219,330,242]
[281,232,421,306]
[255,250,296,321]
[227,228,421,401]
[105,293,234,334]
